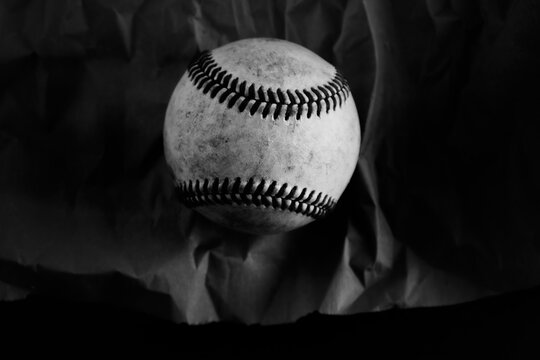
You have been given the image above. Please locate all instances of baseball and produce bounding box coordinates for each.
[164,38,361,234]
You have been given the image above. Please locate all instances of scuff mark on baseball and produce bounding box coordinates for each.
[164,38,361,234]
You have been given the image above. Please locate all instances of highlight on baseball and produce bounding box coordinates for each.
[164,38,361,234]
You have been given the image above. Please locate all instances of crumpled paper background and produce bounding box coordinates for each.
[1,0,539,324]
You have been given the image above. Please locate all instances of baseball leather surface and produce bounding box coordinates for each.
[164,38,361,234]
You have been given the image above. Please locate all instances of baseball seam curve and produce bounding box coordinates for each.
[176,177,336,219]
[187,50,351,121]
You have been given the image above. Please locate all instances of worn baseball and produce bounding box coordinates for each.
[164,38,361,234]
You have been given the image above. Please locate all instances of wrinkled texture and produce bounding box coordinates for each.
[0,0,539,324]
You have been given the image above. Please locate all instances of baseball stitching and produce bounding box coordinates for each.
[177,177,336,219]
[187,50,351,121]
[178,50,345,218]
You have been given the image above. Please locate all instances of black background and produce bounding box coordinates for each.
[2,288,540,355]
[2,0,540,355]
